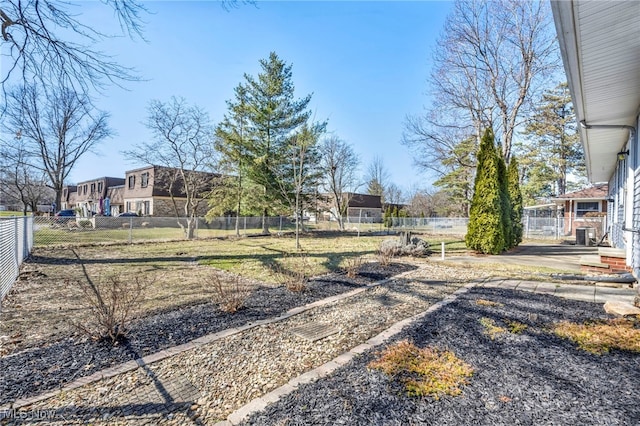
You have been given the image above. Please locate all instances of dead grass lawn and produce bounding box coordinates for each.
[0,233,388,353]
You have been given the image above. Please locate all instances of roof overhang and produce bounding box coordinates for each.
[551,0,640,183]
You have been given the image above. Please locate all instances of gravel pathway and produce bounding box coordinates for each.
[7,262,473,424]
[243,286,640,426]
[0,262,413,405]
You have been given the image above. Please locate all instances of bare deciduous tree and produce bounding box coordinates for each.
[123,97,216,239]
[0,0,145,102]
[365,155,389,202]
[385,182,403,206]
[1,159,54,215]
[0,0,253,104]
[404,0,559,170]
[2,84,111,212]
[319,136,361,231]
[275,122,324,249]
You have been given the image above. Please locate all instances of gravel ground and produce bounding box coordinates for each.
[0,262,414,405]
[244,287,640,426]
[12,262,473,425]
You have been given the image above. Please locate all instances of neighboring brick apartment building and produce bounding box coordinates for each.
[67,177,126,216]
[62,165,218,217]
[124,165,218,216]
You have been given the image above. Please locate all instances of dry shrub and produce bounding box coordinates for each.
[553,317,640,355]
[209,272,253,313]
[506,320,527,334]
[274,253,310,292]
[369,340,473,399]
[73,274,148,344]
[475,299,503,307]
[479,317,527,339]
[377,242,395,267]
[343,256,363,279]
[479,317,506,340]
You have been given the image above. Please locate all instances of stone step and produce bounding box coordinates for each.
[579,255,610,269]
[604,301,640,317]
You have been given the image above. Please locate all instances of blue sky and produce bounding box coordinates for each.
[69,0,454,198]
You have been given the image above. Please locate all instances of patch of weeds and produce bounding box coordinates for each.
[368,340,474,399]
[506,320,527,334]
[343,256,364,279]
[209,271,253,313]
[553,318,640,355]
[72,274,149,345]
[475,299,503,307]
[479,317,506,340]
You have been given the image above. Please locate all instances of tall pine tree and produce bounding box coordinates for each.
[466,128,506,254]
[242,52,313,233]
[213,83,251,236]
[522,82,585,197]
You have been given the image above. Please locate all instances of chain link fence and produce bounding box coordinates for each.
[1,216,34,302]
[30,215,574,247]
[32,216,470,246]
[32,216,306,246]
[1,214,577,300]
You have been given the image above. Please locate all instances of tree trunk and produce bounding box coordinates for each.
[262,208,270,234]
[186,217,196,239]
[54,190,62,214]
[295,194,300,250]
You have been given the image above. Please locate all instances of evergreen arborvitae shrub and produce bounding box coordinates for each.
[465,129,506,254]
[384,208,392,228]
[508,156,524,247]
[497,151,513,249]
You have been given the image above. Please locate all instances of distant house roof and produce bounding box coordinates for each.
[553,183,608,200]
[345,193,382,209]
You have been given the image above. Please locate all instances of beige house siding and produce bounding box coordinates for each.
[124,166,156,199]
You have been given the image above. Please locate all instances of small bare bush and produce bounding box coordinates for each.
[209,272,253,313]
[73,274,148,345]
[378,242,396,266]
[344,256,363,279]
[274,253,310,292]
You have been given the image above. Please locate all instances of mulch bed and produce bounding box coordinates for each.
[0,262,414,405]
[244,287,640,426]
